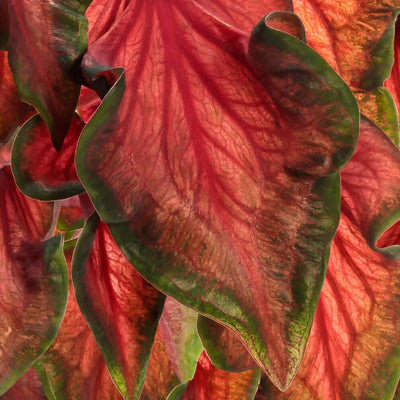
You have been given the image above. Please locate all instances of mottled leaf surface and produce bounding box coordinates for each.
[177,351,260,400]
[0,51,29,145]
[260,119,400,399]
[0,368,47,400]
[0,167,67,395]
[78,3,358,389]
[72,214,166,400]
[37,245,123,400]
[197,316,257,373]
[140,328,181,400]
[7,0,91,149]
[159,297,203,382]
[11,113,85,200]
[292,0,399,140]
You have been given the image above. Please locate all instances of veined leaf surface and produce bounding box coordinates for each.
[72,214,166,400]
[7,0,91,149]
[0,167,68,395]
[78,2,358,389]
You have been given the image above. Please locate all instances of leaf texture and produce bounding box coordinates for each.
[7,0,91,149]
[78,2,359,389]
[72,214,166,400]
[0,167,68,395]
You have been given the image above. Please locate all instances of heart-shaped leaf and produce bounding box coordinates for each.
[77,4,358,389]
[0,167,68,395]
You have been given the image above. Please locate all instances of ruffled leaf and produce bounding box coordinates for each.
[140,328,181,400]
[0,51,30,145]
[159,297,203,382]
[197,316,257,373]
[292,0,400,141]
[7,0,91,149]
[175,351,260,400]
[72,213,166,400]
[11,114,85,200]
[0,166,68,395]
[78,4,358,389]
[260,118,400,399]
[37,245,123,400]
[0,368,47,400]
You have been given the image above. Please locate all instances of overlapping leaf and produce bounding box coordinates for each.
[7,0,91,149]
[292,0,400,141]
[171,351,260,400]
[72,214,166,400]
[0,51,30,145]
[257,118,400,399]
[11,114,85,200]
[159,297,203,382]
[37,245,123,400]
[78,2,358,389]
[0,368,47,400]
[0,166,68,395]
[140,328,181,400]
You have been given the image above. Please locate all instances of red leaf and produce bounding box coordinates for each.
[11,114,85,200]
[37,246,123,400]
[292,0,399,139]
[0,166,68,395]
[7,0,91,149]
[0,368,47,400]
[140,328,181,400]
[0,51,29,145]
[72,214,166,399]
[78,2,358,389]
[178,351,260,400]
[259,119,400,399]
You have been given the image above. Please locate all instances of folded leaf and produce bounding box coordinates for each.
[11,114,85,201]
[37,245,123,400]
[72,213,166,400]
[7,0,91,149]
[0,51,29,145]
[0,368,47,400]
[78,3,358,389]
[260,118,400,399]
[140,328,181,400]
[175,351,260,400]
[292,0,399,141]
[0,166,68,395]
[159,297,203,382]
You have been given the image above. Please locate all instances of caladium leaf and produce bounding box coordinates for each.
[0,166,68,395]
[37,245,123,400]
[7,0,91,150]
[72,213,166,400]
[0,368,47,400]
[56,197,85,234]
[159,297,203,382]
[292,0,400,141]
[258,118,400,399]
[140,328,181,400]
[0,51,30,145]
[78,4,358,389]
[0,0,8,50]
[172,351,260,400]
[197,316,257,373]
[11,113,85,201]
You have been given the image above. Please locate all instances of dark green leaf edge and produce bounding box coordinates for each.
[11,114,85,201]
[0,235,68,395]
